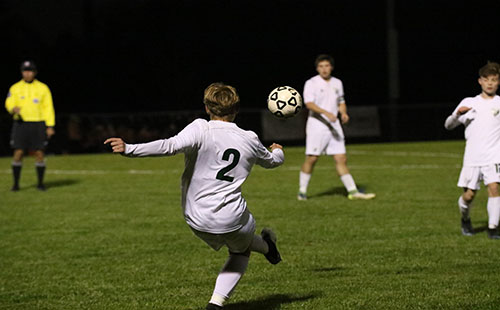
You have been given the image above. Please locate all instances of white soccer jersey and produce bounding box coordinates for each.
[447,95,500,167]
[303,75,345,135]
[124,119,284,234]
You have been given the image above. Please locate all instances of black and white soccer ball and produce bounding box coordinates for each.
[267,86,303,118]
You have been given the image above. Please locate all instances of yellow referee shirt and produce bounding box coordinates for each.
[5,79,55,127]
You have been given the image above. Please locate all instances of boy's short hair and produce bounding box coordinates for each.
[204,83,240,117]
[479,61,500,78]
[315,54,334,67]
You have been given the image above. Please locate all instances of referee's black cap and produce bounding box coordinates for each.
[20,60,37,71]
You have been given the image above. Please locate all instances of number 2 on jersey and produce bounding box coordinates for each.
[216,148,241,182]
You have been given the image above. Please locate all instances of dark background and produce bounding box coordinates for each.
[1,0,500,152]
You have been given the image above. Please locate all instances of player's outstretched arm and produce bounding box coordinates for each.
[256,142,284,168]
[104,137,126,153]
[444,106,473,130]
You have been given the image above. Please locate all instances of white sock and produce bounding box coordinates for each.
[249,235,268,254]
[458,196,471,219]
[209,253,249,306]
[487,197,500,229]
[340,174,357,193]
[299,171,311,194]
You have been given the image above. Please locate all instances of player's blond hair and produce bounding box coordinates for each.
[479,61,500,78]
[203,83,240,117]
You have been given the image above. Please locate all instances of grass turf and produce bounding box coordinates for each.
[1,140,500,309]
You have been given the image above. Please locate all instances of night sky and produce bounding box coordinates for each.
[1,0,500,114]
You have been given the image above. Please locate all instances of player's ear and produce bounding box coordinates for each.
[205,105,211,115]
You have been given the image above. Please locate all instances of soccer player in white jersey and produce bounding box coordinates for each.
[444,62,500,239]
[298,54,375,201]
[104,83,285,309]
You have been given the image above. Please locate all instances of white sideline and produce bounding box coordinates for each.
[0,163,460,175]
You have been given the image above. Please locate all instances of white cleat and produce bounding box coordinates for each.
[348,191,376,200]
[297,192,307,201]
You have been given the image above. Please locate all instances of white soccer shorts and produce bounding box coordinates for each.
[457,164,500,190]
[305,130,346,156]
[191,212,256,253]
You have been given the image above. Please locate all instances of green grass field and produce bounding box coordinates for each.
[1,140,500,310]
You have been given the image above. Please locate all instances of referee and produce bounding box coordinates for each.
[5,60,55,191]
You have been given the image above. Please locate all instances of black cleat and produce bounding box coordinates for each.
[487,228,500,239]
[37,184,46,191]
[261,228,282,265]
[206,303,222,310]
[461,218,474,236]
[11,185,19,192]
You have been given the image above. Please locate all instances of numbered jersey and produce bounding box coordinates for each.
[124,119,284,233]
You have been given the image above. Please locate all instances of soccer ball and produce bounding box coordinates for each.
[267,86,303,118]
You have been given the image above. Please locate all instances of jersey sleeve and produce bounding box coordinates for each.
[444,99,474,130]
[303,80,315,103]
[41,85,55,127]
[5,86,18,114]
[338,80,345,104]
[255,138,284,169]
[124,119,205,157]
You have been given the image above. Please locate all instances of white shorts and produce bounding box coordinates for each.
[458,164,500,190]
[305,116,345,156]
[191,212,256,253]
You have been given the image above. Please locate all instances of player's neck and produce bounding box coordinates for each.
[480,92,496,100]
[320,75,331,81]
[210,116,234,122]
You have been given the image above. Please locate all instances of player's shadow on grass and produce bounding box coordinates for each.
[29,179,81,189]
[309,184,369,199]
[224,292,320,310]
[309,186,346,198]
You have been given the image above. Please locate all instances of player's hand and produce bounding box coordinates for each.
[270,143,283,151]
[46,127,55,139]
[324,111,337,122]
[12,107,20,114]
[104,137,126,153]
[457,106,472,115]
[340,113,350,124]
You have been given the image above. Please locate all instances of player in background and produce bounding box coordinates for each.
[444,62,500,239]
[105,83,284,310]
[298,54,375,200]
[5,60,55,191]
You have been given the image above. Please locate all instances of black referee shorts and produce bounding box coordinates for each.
[10,121,48,150]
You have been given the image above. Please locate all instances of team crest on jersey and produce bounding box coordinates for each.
[492,108,500,116]
[33,98,39,103]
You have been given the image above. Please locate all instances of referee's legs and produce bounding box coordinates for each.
[11,149,23,191]
[34,150,46,191]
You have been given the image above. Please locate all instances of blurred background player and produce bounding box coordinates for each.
[444,62,500,239]
[5,60,55,191]
[105,83,284,310]
[298,54,375,201]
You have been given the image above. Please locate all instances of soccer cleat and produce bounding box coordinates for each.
[348,191,376,200]
[261,228,282,265]
[11,185,19,192]
[37,184,46,191]
[461,218,474,236]
[297,192,307,201]
[206,303,223,310]
[487,227,500,239]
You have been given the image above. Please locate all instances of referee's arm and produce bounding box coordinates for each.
[5,87,20,115]
[41,87,56,137]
